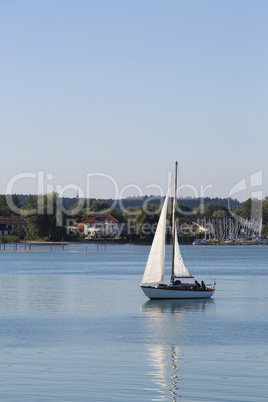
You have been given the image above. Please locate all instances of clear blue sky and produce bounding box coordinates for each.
[1,0,267,201]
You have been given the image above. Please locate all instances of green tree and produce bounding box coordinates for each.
[212,209,228,217]
[69,199,113,223]
[0,195,9,216]
[107,208,124,221]
[239,198,262,220]
[0,194,22,216]
[68,198,92,222]
[262,197,268,221]
[23,193,66,241]
[261,197,268,237]
[122,206,141,219]
[90,200,111,213]
[193,202,229,217]
[132,204,160,239]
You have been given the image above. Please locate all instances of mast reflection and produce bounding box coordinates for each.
[142,299,215,400]
[146,344,181,400]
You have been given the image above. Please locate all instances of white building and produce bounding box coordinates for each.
[82,214,126,238]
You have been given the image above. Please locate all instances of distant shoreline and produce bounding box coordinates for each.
[10,239,268,246]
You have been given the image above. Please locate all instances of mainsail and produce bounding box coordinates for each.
[140,183,171,285]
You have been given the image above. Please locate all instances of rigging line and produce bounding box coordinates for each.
[176,165,195,223]
[176,166,194,215]
[177,165,190,200]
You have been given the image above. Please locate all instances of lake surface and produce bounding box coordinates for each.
[0,243,267,401]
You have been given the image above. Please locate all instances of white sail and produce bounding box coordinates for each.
[174,226,192,278]
[141,183,171,285]
[140,162,215,299]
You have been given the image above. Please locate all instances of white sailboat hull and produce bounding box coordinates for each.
[141,285,215,299]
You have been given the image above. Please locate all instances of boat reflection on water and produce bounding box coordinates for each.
[141,299,215,400]
[142,298,215,314]
[146,344,180,401]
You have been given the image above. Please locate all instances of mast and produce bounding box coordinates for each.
[171,161,178,283]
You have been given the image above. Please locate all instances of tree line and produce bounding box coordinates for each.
[0,194,268,241]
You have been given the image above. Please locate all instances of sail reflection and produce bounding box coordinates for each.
[142,299,215,399]
[146,344,181,401]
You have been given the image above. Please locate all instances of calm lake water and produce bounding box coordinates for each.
[0,243,267,401]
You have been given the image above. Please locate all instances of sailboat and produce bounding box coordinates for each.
[140,162,215,299]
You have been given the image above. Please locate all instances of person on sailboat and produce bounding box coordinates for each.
[195,280,201,289]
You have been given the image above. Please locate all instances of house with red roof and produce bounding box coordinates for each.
[82,213,126,238]
[66,221,85,236]
[0,216,27,236]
